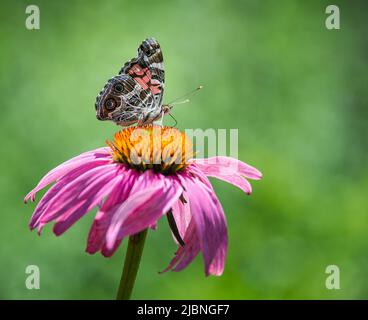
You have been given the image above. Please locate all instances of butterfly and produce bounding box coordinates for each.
[95,38,170,126]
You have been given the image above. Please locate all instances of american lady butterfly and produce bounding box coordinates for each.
[95,38,168,126]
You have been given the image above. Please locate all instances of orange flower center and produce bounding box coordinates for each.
[106,125,194,175]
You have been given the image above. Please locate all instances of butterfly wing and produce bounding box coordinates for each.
[95,38,165,126]
[120,37,165,109]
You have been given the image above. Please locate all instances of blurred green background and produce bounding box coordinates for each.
[0,0,367,299]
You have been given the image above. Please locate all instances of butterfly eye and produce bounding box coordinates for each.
[105,98,116,111]
[114,83,124,92]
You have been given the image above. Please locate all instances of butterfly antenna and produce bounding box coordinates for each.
[165,85,202,127]
[171,99,190,106]
[167,85,203,105]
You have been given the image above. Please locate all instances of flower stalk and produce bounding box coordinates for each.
[116,229,148,300]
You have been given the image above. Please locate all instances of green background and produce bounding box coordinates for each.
[0,0,367,299]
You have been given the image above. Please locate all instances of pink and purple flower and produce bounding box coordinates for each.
[25,125,262,276]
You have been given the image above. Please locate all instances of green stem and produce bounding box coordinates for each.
[116,229,148,300]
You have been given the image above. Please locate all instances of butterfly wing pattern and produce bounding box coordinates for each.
[95,38,167,126]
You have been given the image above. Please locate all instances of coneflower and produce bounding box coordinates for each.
[24,125,262,299]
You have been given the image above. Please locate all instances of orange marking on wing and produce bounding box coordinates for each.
[135,78,149,90]
[129,65,161,95]
[129,64,144,76]
[150,85,161,94]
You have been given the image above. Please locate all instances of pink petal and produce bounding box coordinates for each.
[193,156,262,180]
[171,194,191,240]
[101,239,123,257]
[180,175,228,276]
[24,147,111,203]
[106,171,182,250]
[35,164,120,234]
[190,156,261,195]
[52,171,122,236]
[196,168,252,195]
[86,169,138,255]
[161,218,200,273]
[29,160,110,229]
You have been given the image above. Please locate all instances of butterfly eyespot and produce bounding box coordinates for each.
[105,98,116,110]
[114,83,124,92]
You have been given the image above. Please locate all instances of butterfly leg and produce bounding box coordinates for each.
[137,113,147,126]
[152,110,165,126]
[137,112,153,126]
[137,109,164,126]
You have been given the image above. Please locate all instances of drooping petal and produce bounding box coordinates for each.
[29,159,111,229]
[161,218,200,273]
[193,156,262,180]
[170,193,191,240]
[179,174,228,276]
[34,164,120,234]
[24,147,111,203]
[52,170,122,236]
[86,169,138,255]
[190,156,262,195]
[194,165,252,195]
[106,171,182,250]
[101,239,123,257]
